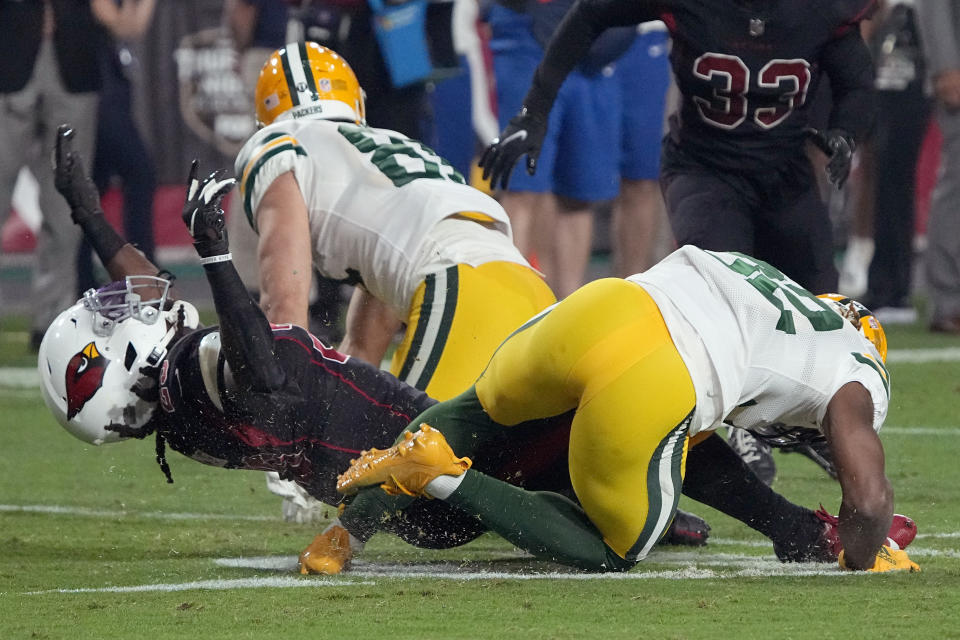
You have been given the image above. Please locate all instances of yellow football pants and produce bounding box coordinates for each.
[474,277,697,560]
[391,261,557,401]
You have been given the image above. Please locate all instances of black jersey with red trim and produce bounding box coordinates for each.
[153,322,574,506]
[155,323,432,505]
[660,0,876,171]
[524,0,877,172]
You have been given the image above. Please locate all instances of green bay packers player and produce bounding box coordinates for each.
[236,42,556,521]
[338,246,920,573]
[236,41,555,400]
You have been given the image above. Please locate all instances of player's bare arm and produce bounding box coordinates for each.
[340,286,404,367]
[821,381,892,569]
[255,170,313,328]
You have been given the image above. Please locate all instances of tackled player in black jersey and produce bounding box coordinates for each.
[44,124,915,574]
[481,0,878,294]
[43,125,584,555]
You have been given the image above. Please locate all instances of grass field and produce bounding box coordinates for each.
[2,315,960,639]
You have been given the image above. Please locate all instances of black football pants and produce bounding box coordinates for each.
[661,166,839,294]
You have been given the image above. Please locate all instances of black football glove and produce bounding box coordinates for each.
[182,160,236,259]
[53,124,103,224]
[478,107,548,190]
[805,128,855,190]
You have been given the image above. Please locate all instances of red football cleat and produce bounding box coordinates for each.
[813,506,917,560]
[886,513,918,550]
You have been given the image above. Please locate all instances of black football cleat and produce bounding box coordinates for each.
[661,509,711,546]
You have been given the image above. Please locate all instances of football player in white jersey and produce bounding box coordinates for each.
[338,245,920,573]
[236,41,556,399]
[235,42,556,521]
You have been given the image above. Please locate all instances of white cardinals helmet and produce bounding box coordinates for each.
[37,277,199,445]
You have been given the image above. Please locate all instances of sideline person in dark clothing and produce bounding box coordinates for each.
[0,0,105,347]
[77,0,159,294]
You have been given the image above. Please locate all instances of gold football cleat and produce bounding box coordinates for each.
[336,424,472,497]
[299,524,355,575]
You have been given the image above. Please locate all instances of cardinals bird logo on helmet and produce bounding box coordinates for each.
[65,341,108,419]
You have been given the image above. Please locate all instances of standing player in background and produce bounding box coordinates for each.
[236,42,556,520]
[481,0,878,296]
[238,41,555,400]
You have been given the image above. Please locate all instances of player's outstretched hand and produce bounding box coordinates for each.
[804,128,855,190]
[182,160,236,260]
[478,107,548,190]
[53,124,103,224]
[839,545,920,573]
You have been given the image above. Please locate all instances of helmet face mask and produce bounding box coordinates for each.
[817,293,888,363]
[255,41,366,128]
[82,275,171,337]
[38,278,199,446]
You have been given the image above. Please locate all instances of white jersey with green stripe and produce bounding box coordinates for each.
[235,118,520,314]
[627,246,890,438]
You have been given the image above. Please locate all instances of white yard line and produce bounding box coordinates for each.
[0,367,39,388]
[346,565,858,580]
[0,387,42,400]
[916,532,960,539]
[213,549,943,580]
[882,427,960,436]
[886,347,960,364]
[0,503,277,522]
[23,576,375,595]
[908,548,960,558]
[20,538,953,595]
[25,562,861,594]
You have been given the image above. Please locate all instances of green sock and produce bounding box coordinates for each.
[445,470,634,572]
[338,389,498,543]
[339,488,416,543]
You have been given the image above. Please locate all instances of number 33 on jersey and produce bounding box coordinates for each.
[660,0,876,165]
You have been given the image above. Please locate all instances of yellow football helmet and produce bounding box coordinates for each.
[254,42,365,127]
[818,293,888,363]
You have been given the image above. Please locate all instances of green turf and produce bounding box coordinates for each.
[2,322,960,638]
